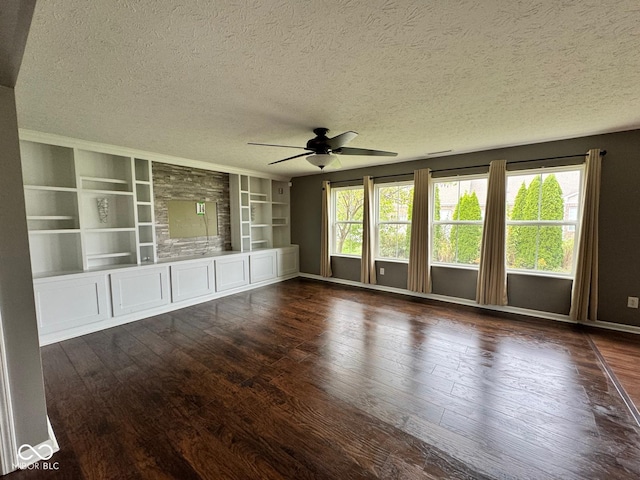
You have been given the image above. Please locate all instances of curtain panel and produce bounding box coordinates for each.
[320,180,332,277]
[476,160,508,305]
[361,176,377,284]
[570,149,602,321]
[407,169,431,293]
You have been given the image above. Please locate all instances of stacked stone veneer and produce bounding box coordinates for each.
[153,162,231,258]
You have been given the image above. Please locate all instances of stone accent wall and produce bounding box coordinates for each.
[153,162,231,258]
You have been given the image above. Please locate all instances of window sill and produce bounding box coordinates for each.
[375,258,409,264]
[331,254,361,259]
[506,269,574,280]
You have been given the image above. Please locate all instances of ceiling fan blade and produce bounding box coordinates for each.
[327,131,358,149]
[268,151,311,165]
[336,147,397,157]
[248,142,306,149]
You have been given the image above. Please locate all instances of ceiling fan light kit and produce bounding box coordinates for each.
[307,154,337,169]
[250,127,398,169]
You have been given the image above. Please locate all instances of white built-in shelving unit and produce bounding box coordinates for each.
[230,174,291,252]
[20,140,157,276]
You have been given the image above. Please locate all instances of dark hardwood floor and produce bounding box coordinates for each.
[9,278,640,479]
[588,329,640,424]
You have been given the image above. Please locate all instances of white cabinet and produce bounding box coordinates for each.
[32,249,297,344]
[277,246,299,277]
[215,255,250,292]
[33,274,109,335]
[250,250,277,284]
[110,266,170,316]
[170,260,215,303]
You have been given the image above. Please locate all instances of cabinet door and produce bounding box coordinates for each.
[110,266,170,316]
[277,247,299,277]
[215,256,249,292]
[170,260,215,303]
[34,275,109,335]
[250,250,277,284]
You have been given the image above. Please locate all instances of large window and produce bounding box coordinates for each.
[376,182,414,260]
[506,167,583,275]
[432,176,488,266]
[332,186,364,256]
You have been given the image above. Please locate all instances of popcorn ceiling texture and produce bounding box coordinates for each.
[152,162,231,258]
[15,1,640,177]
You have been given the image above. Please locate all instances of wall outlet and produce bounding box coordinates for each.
[628,296,639,309]
[195,202,205,215]
[379,267,385,275]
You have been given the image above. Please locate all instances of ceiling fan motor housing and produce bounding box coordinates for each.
[307,128,332,154]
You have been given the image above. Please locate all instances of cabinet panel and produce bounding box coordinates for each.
[277,247,299,277]
[250,250,277,284]
[110,266,169,316]
[171,260,215,303]
[34,275,109,335]
[215,256,249,291]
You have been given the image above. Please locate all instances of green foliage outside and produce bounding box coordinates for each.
[334,188,363,255]
[432,186,451,262]
[449,191,482,264]
[506,174,565,271]
[377,185,413,259]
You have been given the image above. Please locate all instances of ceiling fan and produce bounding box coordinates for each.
[249,128,397,169]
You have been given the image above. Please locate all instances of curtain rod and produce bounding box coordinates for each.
[328,150,606,184]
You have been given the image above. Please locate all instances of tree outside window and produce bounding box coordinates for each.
[506,168,582,274]
[332,187,364,255]
[376,183,413,260]
[432,177,487,266]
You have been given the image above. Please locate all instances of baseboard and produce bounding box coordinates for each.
[14,417,59,470]
[39,273,300,346]
[298,273,640,335]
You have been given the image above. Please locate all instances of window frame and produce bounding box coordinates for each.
[431,173,489,268]
[331,185,364,258]
[375,180,414,262]
[505,164,585,278]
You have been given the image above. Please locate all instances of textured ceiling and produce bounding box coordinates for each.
[15,0,640,177]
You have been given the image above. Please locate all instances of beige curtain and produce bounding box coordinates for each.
[320,180,332,277]
[361,176,377,284]
[407,169,431,293]
[570,149,602,321]
[476,160,508,305]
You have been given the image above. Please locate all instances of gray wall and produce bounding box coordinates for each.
[0,86,49,452]
[153,162,232,258]
[291,129,640,327]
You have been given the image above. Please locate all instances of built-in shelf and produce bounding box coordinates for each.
[29,229,81,235]
[85,227,136,233]
[24,185,77,193]
[21,139,158,274]
[230,174,291,252]
[27,215,75,221]
[87,252,134,260]
[80,176,128,184]
[81,189,134,196]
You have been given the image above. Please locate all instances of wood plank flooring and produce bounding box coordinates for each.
[588,329,640,424]
[9,278,640,479]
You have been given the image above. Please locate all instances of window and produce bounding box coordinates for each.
[506,166,583,274]
[376,182,414,260]
[332,186,364,256]
[432,176,488,266]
